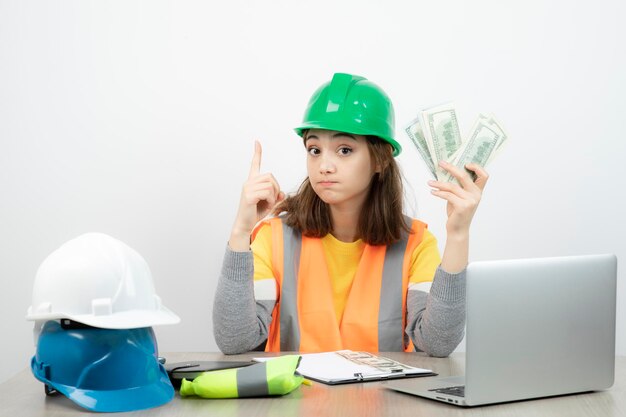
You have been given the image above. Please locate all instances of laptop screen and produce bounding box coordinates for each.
[464,254,616,404]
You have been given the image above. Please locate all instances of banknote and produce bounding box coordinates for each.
[405,104,508,184]
[419,102,463,180]
[443,117,503,184]
[404,117,436,178]
[481,113,509,165]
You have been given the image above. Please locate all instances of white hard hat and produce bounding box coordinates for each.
[26,233,180,329]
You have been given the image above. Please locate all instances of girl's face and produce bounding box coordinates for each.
[305,129,378,209]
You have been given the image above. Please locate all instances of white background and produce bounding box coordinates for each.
[1,0,624,384]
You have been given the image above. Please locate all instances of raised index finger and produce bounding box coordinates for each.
[248,140,262,179]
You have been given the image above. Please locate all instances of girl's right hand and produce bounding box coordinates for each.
[229,141,284,251]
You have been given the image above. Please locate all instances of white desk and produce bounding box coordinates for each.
[2,352,624,417]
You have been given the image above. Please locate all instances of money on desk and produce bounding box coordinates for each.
[404,102,508,184]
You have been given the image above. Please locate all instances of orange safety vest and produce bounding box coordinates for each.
[253,216,427,353]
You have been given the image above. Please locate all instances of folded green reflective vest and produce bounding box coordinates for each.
[179,355,303,398]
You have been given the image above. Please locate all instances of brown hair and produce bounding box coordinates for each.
[272,134,411,246]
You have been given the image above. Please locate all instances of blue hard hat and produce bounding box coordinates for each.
[31,321,174,412]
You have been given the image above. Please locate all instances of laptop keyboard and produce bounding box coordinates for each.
[429,385,465,397]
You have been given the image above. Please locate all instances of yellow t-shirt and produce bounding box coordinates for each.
[251,222,441,324]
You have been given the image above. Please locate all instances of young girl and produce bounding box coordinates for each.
[213,73,488,356]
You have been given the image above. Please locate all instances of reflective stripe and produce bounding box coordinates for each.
[254,278,277,301]
[378,233,408,351]
[409,281,432,293]
[236,361,269,397]
[280,223,301,351]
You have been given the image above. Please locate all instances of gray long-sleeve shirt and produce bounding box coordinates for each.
[213,246,466,357]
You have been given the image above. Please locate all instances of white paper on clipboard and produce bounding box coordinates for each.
[254,350,435,385]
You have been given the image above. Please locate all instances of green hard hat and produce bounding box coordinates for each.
[294,73,401,156]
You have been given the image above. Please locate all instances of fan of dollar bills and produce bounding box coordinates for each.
[404,103,508,184]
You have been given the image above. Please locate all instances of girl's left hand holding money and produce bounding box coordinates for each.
[428,160,489,237]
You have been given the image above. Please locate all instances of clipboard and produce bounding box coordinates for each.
[255,350,437,385]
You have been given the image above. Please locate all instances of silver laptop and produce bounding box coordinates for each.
[387,254,617,406]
